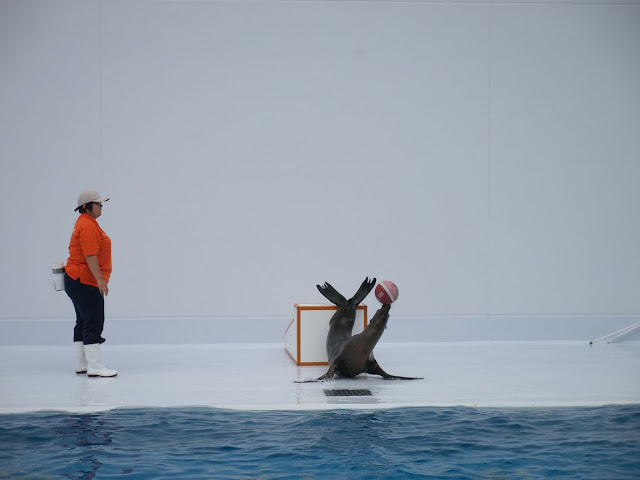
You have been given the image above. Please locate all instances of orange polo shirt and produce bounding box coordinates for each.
[65,214,112,287]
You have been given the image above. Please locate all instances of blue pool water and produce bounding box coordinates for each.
[1,405,639,479]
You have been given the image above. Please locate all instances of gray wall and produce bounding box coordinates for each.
[1,0,639,327]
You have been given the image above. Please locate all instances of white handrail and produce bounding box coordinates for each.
[590,321,640,345]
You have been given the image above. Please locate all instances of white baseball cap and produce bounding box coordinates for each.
[75,189,110,211]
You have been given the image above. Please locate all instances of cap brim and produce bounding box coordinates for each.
[74,197,109,211]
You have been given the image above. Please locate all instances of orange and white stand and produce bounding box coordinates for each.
[285,304,368,366]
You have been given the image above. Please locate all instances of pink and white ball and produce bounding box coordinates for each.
[375,281,399,304]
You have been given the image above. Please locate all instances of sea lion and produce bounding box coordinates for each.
[297,277,422,382]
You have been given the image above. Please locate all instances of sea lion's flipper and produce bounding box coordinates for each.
[317,283,347,306]
[293,364,337,383]
[366,359,423,381]
[317,277,376,306]
[350,277,376,306]
[316,363,337,381]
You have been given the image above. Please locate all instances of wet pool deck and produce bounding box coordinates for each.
[1,341,638,414]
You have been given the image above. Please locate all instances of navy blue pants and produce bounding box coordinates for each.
[64,272,106,345]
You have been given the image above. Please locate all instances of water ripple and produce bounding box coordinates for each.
[1,405,639,479]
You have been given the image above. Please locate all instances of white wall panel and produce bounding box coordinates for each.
[0,0,638,326]
[0,0,101,317]
[99,1,491,316]
[490,4,640,313]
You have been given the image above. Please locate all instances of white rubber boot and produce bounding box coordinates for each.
[74,341,87,374]
[84,343,118,378]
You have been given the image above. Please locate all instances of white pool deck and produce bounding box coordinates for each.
[1,340,639,414]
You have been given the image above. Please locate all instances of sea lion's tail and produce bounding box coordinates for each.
[317,282,347,306]
[350,277,376,306]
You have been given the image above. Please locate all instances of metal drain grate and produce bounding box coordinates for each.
[323,389,373,397]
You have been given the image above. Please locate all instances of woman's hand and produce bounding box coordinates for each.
[85,255,109,296]
[96,278,109,296]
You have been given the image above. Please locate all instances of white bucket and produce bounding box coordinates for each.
[52,262,65,291]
